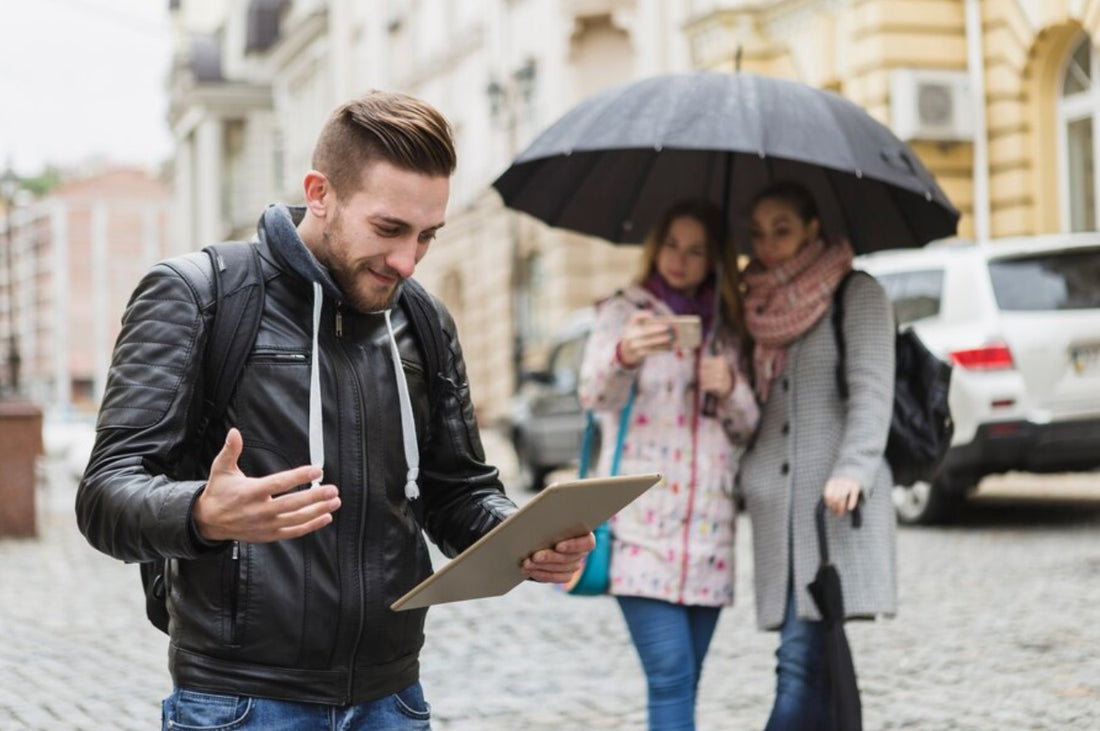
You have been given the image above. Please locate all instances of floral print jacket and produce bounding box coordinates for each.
[578,285,759,606]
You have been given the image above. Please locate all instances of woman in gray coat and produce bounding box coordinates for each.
[738,181,897,730]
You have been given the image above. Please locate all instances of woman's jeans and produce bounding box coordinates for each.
[764,587,832,731]
[616,595,722,731]
[162,682,431,730]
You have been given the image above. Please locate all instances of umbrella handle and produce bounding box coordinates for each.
[701,336,719,418]
[815,497,863,563]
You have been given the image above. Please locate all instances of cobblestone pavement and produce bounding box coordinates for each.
[2,433,1100,730]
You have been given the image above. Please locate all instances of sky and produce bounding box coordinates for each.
[0,0,173,176]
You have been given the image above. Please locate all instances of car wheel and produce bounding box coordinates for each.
[891,476,964,525]
[514,436,551,492]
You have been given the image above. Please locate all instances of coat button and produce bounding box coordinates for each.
[781,462,790,475]
[782,422,790,435]
[782,378,790,391]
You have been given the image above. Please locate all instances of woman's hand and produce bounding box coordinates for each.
[617,311,674,366]
[823,476,862,517]
[699,355,735,399]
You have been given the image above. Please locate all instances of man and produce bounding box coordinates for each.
[76,90,593,730]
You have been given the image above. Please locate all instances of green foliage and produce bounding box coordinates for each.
[21,167,63,196]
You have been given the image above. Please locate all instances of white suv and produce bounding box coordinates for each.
[857,234,1100,523]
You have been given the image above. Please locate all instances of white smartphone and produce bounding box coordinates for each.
[654,315,703,350]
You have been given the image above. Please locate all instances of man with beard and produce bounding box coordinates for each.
[76,91,593,730]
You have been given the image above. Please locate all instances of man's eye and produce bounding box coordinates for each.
[418,232,437,243]
[377,227,400,237]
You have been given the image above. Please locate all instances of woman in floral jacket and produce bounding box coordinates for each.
[578,198,759,730]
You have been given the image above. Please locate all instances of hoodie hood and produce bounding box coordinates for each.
[259,203,346,302]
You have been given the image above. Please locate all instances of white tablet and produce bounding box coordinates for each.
[390,472,661,611]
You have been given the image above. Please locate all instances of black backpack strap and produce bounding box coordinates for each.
[831,270,859,401]
[194,241,266,444]
[398,277,447,405]
[140,240,264,635]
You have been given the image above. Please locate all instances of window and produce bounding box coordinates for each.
[988,249,1100,311]
[1060,36,1100,232]
[517,249,546,342]
[876,269,945,325]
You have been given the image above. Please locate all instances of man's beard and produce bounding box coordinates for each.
[328,258,401,313]
[319,225,402,313]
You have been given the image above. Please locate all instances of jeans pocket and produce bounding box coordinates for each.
[163,688,253,730]
[393,682,432,721]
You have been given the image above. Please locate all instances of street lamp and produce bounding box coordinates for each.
[488,58,538,393]
[0,165,21,395]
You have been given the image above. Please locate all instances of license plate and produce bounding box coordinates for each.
[1070,343,1100,375]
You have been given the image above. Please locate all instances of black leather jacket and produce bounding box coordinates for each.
[76,206,516,705]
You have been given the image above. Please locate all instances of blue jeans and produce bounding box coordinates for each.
[616,595,722,731]
[764,587,831,731]
[161,682,431,730]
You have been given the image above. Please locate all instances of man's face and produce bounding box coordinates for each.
[314,160,449,312]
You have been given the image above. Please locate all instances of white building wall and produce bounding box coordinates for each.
[167,0,691,421]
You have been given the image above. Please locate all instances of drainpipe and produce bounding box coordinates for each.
[966,0,991,246]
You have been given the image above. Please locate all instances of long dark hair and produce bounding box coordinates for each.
[636,198,748,344]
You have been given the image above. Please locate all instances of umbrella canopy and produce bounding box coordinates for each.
[807,499,863,731]
[492,71,958,253]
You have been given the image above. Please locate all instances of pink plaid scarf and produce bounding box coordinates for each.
[743,238,854,402]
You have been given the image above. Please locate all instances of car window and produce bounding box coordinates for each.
[875,269,944,325]
[549,333,589,390]
[988,249,1100,310]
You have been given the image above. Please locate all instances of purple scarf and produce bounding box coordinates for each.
[642,271,716,337]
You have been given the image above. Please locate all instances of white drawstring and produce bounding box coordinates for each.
[308,282,324,487]
[384,309,421,500]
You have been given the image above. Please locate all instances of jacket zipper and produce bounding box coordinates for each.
[229,540,241,644]
[331,302,367,705]
[258,353,307,362]
[678,351,703,603]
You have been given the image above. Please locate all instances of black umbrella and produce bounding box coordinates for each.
[492,70,958,254]
[807,498,863,731]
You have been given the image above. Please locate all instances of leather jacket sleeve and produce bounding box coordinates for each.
[415,297,517,558]
[76,257,217,563]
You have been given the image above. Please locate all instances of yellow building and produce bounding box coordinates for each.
[685,0,1100,240]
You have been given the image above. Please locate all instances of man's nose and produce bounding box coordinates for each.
[386,238,418,279]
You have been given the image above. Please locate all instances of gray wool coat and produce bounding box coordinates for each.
[738,272,898,630]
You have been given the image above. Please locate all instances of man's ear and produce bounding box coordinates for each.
[303,171,331,218]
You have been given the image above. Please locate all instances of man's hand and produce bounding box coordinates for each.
[193,428,342,543]
[520,532,597,583]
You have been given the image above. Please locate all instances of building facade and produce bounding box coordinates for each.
[0,167,172,414]
[165,0,1100,423]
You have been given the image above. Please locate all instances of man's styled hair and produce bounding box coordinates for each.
[312,90,457,195]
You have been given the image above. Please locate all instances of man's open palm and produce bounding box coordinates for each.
[192,428,341,543]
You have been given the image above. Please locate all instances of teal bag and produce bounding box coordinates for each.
[563,387,636,596]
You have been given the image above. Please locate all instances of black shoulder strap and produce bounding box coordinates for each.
[831,269,859,401]
[398,277,447,404]
[195,241,266,443]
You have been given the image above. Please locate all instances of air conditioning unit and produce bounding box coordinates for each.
[890,69,974,142]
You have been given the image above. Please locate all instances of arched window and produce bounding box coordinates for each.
[1059,36,1098,231]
